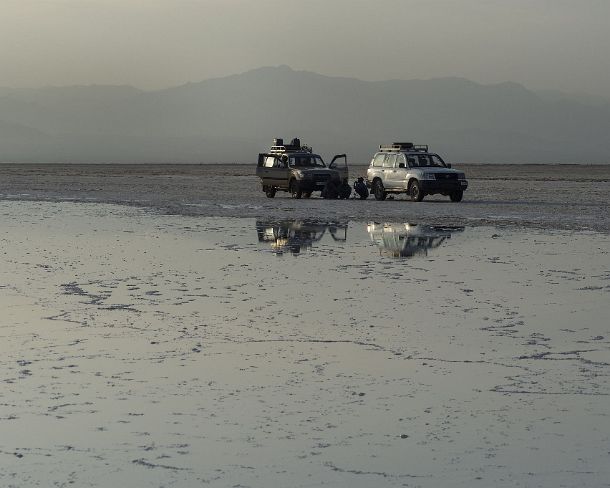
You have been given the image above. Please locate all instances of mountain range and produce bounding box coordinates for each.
[1,65,609,164]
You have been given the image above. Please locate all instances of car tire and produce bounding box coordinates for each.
[290,180,302,199]
[303,191,312,198]
[265,188,276,198]
[450,190,463,202]
[410,180,424,202]
[373,180,387,201]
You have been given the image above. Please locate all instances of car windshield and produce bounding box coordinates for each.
[289,155,326,168]
[407,154,446,168]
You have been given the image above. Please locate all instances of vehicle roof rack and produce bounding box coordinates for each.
[269,137,312,154]
[379,142,429,152]
[269,145,312,154]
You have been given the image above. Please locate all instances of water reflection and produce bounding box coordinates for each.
[367,223,465,258]
[256,219,348,255]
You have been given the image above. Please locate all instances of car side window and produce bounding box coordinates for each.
[430,155,445,167]
[264,156,276,168]
[372,153,385,167]
[416,155,425,167]
[396,154,407,168]
[383,154,396,168]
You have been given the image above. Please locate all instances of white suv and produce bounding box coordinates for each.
[366,142,468,202]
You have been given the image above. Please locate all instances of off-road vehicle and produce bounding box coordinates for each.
[256,138,349,198]
[367,222,465,258]
[256,219,348,255]
[366,142,468,202]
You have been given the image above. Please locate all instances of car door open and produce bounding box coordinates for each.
[329,154,349,181]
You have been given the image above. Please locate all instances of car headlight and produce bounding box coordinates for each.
[457,173,466,180]
[422,173,436,180]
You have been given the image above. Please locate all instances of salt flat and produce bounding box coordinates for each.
[1,201,608,487]
[1,163,609,232]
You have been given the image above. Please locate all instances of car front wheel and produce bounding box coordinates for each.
[450,190,463,202]
[410,180,424,202]
[265,187,276,198]
[373,180,387,201]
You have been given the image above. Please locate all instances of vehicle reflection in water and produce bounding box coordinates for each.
[256,219,348,255]
[367,222,465,258]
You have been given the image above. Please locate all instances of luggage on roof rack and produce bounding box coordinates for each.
[269,137,312,154]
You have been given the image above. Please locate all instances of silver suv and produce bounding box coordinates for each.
[367,222,465,258]
[366,142,468,202]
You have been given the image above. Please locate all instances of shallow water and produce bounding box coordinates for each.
[1,201,609,487]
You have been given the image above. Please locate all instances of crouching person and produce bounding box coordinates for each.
[353,177,369,199]
[338,178,352,199]
[321,179,339,199]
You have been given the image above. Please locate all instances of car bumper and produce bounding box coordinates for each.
[298,179,339,191]
[420,180,468,192]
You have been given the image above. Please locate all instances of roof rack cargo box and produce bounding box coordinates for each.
[392,142,414,149]
[379,142,429,152]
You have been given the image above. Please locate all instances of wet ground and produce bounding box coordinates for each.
[1,201,609,487]
[1,163,609,232]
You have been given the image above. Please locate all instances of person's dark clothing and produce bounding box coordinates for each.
[322,180,339,199]
[354,179,368,199]
[338,180,352,199]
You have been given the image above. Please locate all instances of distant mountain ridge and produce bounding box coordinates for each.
[1,66,609,163]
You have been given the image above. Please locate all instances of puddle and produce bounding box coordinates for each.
[1,201,609,488]
[255,219,466,258]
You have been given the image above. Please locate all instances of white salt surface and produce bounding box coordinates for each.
[1,201,609,487]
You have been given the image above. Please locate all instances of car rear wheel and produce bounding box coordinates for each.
[265,187,276,198]
[290,180,302,199]
[450,190,463,202]
[373,180,387,201]
[303,191,312,198]
[410,180,424,202]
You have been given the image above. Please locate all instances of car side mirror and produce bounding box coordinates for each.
[398,163,405,168]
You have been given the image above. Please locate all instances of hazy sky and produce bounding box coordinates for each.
[2,0,609,97]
